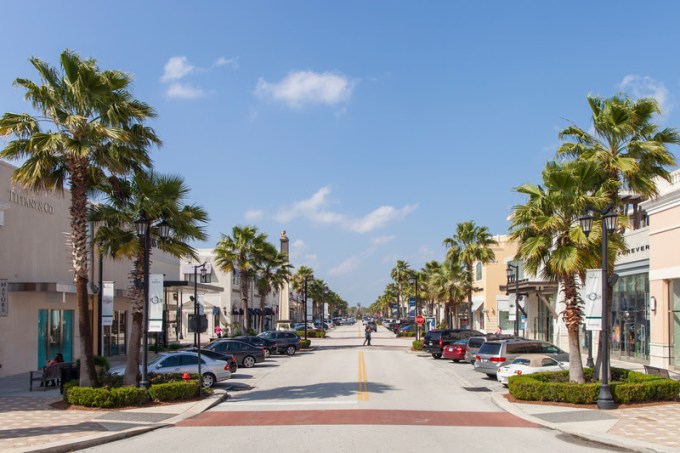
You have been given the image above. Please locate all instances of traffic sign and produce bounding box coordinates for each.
[416,315,425,326]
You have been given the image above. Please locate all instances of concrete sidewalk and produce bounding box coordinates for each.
[0,371,227,453]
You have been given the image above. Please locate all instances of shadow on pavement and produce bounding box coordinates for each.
[230,381,394,401]
[0,421,107,440]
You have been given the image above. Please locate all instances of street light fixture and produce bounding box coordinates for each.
[506,264,520,337]
[134,210,171,389]
[579,202,618,410]
[193,262,207,397]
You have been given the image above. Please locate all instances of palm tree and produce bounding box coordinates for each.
[443,221,498,328]
[90,171,208,386]
[390,260,411,318]
[214,226,269,333]
[421,260,442,322]
[509,160,615,383]
[429,261,467,329]
[254,243,292,332]
[0,50,160,386]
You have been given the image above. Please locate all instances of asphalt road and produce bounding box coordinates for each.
[81,324,621,452]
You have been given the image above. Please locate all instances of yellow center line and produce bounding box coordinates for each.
[358,351,369,401]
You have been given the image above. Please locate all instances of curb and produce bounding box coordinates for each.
[9,390,229,453]
[489,393,675,453]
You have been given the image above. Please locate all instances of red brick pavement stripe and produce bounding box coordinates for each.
[177,410,537,428]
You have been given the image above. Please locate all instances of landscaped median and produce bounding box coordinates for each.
[508,368,680,404]
[63,373,212,408]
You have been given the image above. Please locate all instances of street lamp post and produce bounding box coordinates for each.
[579,202,618,410]
[409,274,420,340]
[506,264,520,337]
[135,210,171,389]
[193,262,207,397]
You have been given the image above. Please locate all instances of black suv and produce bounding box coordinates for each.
[257,330,302,355]
[233,335,276,358]
[423,329,484,359]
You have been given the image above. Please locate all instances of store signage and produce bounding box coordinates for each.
[102,282,114,326]
[0,279,8,317]
[148,274,164,332]
[8,189,55,214]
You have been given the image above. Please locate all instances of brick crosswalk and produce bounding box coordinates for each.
[609,404,680,450]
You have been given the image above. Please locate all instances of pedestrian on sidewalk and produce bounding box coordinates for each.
[363,325,372,346]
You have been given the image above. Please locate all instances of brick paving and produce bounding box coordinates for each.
[0,397,105,451]
[609,403,680,450]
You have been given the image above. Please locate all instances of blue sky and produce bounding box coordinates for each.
[2,2,680,307]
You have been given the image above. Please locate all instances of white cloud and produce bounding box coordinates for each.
[255,71,355,108]
[619,75,672,115]
[244,209,264,221]
[165,83,206,99]
[274,186,417,233]
[292,239,305,249]
[161,56,195,82]
[214,56,239,69]
[329,256,361,276]
[371,235,396,245]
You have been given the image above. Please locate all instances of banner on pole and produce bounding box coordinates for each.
[508,294,516,321]
[583,269,603,331]
[102,282,114,326]
[148,274,164,332]
[409,298,416,318]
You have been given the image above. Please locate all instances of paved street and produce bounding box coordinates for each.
[81,325,624,453]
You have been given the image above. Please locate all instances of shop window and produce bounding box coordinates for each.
[37,309,73,368]
[475,262,482,281]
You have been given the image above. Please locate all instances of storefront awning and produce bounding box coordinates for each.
[471,299,484,312]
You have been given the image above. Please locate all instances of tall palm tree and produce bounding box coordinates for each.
[429,261,467,329]
[214,226,269,333]
[421,260,442,321]
[90,171,208,386]
[254,242,292,332]
[390,260,411,318]
[0,50,160,386]
[509,160,615,383]
[443,221,498,328]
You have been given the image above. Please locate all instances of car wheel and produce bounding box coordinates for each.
[264,349,271,358]
[286,345,296,356]
[453,359,460,363]
[432,353,442,359]
[243,356,256,368]
[201,373,216,388]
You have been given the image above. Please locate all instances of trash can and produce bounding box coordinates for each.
[60,363,80,394]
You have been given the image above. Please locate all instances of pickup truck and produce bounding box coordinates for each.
[423,329,484,359]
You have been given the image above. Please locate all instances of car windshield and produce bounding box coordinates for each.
[258,332,272,339]
[148,354,167,366]
[512,358,531,365]
[426,332,443,340]
[478,342,502,355]
[454,339,468,345]
[468,338,485,348]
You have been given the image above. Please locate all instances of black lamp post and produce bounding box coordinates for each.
[193,262,207,397]
[506,264,520,337]
[409,274,420,340]
[135,210,171,389]
[579,202,618,410]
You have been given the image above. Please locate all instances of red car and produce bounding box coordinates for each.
[442,339,468,362]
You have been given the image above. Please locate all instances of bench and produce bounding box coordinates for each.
[29,363,66,391]
[644,365,671,379]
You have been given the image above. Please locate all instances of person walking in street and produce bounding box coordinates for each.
[363,324,372,346]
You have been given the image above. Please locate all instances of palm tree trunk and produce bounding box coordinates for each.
[563,276,585,383]
[124,256,145,386]
[259,293,266,333]
[70,164,97,386]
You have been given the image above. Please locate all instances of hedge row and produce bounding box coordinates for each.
[64,380,209,408]
[300,339,312,349]
[412,340,423,351]
[296,330,325,338]
[397,331,415,337]
[509,368,680,404]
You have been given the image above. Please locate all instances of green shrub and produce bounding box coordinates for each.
[300,339,311,349]
[397,331,415,337]
[66,385,149,408]
[149,380,199,402]
[148,372,198,384]
[62,379,79,402]
[93,355,110,370]
[98,373,123,388]
[296,330,325,338]
[412,340,423,351]
[509,368,680,404]
[167,342,183,351]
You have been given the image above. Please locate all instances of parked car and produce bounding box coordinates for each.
[108,351,231,387]
[233,336,276,358]
[465,334,518,365]
[184,347,238,373]
[474,339,568,377]
[204,339,265,368]
[257,330,302,355]
[442,339,468,362]
[423,329,484,359]
[496,354,568,386]
[293,322,316,331]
